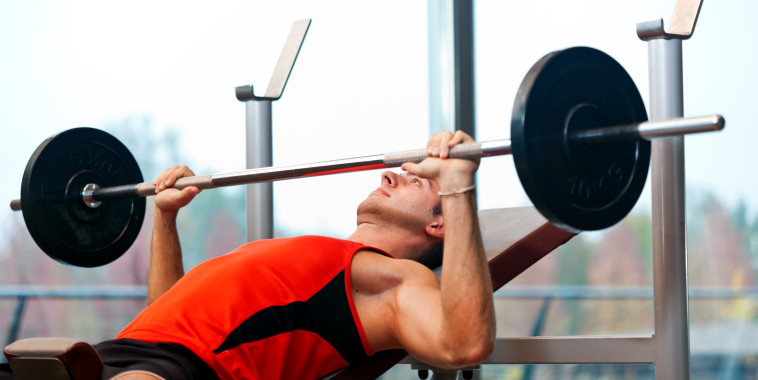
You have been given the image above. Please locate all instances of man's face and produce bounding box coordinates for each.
[356,171,442,231]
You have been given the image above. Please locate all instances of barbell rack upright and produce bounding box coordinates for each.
[649,38,691,380]
[637,0,704,377]
[234,18,311,242]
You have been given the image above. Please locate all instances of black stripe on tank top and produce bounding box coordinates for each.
[212,270,369,364]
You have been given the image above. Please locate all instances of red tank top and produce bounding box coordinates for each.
[116,236,389,380]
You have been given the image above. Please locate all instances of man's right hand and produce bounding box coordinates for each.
[153,165,201,213]
[401,130,479,195]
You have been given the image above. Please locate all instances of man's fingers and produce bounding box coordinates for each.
[449,130,466,147]
[154,167,172,192]
[164,165,188,188]
[174,165,196,179]
[402,159,442,180]
[154,165,196,193]
[154,186,201,212]
[439,132,453,159]
[178,186,201,204]
[425,130,476,159]
[427,132,443,156]
[427,131,454,158]
[173,186,200,209]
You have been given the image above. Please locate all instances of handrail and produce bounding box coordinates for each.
[495,285,758,299]
[0,285,146,298]
[3,284,757,365]
[0,285,147,360]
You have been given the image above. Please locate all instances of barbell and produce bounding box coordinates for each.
[10,47,724,267]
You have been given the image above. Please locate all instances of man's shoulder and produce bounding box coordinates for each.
[353,250,439,287]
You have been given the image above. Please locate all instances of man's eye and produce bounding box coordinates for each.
[412,179,421,186]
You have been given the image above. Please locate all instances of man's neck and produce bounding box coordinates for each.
[347,222,425,261]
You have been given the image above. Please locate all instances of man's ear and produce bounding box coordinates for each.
[425,215,445,239]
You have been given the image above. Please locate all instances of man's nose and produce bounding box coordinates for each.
[382,171,400,188]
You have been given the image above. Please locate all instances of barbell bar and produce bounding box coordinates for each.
[7,114,723,212]
[9,46,725,267]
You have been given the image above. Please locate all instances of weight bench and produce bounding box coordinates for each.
[3,337,102,380]
[3,207,574,380]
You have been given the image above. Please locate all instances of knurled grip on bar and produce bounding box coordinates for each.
[383,142,485,168]
[132,175,216,198]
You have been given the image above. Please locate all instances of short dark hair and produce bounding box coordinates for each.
[417,201,444,270]
[418,240,444,270]
[431,201,442,217]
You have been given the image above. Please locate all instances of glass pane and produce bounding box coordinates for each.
[475,0,758,376]
[0,1,428,343]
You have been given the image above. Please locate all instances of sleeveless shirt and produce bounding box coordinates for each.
[117,236,389,380]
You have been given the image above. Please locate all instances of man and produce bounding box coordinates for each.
[4,130,495,380]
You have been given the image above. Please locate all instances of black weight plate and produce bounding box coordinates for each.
[511,47,650,232]
[20,128,145,267]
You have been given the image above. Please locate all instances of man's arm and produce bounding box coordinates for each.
[397,131,495,367]
[147,165,200,304]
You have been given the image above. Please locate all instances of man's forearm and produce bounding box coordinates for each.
[439,190,495,357]
[148,209,185,304]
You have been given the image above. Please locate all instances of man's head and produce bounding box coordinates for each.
[355,171,445,268]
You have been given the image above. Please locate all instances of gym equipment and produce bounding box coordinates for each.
[4,337,102,380]
[9,46,723,267]
[512,47,650,231]
[236,18,311,242]
[16,128,145,267]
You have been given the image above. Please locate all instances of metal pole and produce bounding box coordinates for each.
[648,37,690,379]
[426,0,475,138]
[427,0,454,134]
[6,296,27,348]
[235,19,310,242]
[246,100,274,241]
[7,115,722,210]
[452,0,476,138]
[103,116,716,198]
